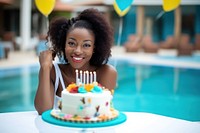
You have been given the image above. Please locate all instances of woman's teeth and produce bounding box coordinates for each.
[73,57,83,60]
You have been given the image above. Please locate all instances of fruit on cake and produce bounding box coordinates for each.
[51,70,118,123]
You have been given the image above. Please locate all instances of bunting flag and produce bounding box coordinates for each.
[163,0,181,12]
[113,0,133,17]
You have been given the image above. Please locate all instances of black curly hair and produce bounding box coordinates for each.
[47,8,113,66]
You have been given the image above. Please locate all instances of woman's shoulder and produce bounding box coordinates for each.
[103,64,116,70]
[97,64,117,75]
[96,64,117,90]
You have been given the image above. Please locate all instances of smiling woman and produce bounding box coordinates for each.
[34,8,117,115]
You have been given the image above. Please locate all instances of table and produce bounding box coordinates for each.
[0,111,199,133]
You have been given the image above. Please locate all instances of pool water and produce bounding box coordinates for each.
[0,60,200,121]
[0,65,39,112]
[112,60,200,121]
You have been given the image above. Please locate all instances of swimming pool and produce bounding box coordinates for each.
[0,64,39,112]
[0,58,200,121]
[112,59,200,121]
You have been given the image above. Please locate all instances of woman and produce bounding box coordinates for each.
[34,8,117,115]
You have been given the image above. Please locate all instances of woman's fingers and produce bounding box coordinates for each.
[48,47,56,60]
[39,50,54,68]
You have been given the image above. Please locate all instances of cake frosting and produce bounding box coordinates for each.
[63,82,112,116]
[51,70,118,122]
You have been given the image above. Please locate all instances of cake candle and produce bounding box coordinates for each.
[75,69,78,85]
[90,72,93,83]
[86,71,89,84]
[93,71,96,82]
[80,70,82,84]
[83,71,86,84]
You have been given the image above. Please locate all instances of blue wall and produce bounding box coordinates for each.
[195,6,200,34]
[115,6,199,45]
[121,7,137,45]
[162,11,174,40]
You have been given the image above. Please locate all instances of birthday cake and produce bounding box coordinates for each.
[51,70,118,123]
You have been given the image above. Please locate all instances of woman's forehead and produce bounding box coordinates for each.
[67,28,95,40]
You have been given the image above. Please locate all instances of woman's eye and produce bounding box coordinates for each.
[68,42,75,47]
[83,43,91,48]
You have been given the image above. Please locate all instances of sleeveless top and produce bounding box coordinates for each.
[53,63,66,109]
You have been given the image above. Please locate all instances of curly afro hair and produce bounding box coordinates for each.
[47,8,113,66]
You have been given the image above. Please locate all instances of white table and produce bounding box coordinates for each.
[0,111,199,133]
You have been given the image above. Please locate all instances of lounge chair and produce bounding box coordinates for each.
[0,44,5,59]
[159,36,178,49]
[177,34,194,56]
[2,32,18,51]
[35,34,48,55]
[124,35,141,52]
[0,42,9,59]
[194,34,200,51]
[142,35,159,53]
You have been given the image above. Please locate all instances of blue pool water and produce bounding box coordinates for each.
[112,60,200,121]
[0,59,200,121]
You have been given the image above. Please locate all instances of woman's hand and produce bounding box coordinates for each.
[39,50,55,69]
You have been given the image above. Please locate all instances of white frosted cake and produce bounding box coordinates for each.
[51,70,118,123]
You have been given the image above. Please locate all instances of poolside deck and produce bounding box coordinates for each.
[0,50,39,68]
[111,46,200,69]
[0,46,200,69]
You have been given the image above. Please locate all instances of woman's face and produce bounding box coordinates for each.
[65,28,95,70]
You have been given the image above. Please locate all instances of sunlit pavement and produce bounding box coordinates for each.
[0,50,39,68]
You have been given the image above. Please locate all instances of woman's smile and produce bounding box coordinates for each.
[72,56,84,63]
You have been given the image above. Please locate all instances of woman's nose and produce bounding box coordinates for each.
[74,46,82,54]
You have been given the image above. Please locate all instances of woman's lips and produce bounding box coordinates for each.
[72,56,84,63]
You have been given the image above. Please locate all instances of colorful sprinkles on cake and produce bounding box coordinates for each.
[51,108,119,123]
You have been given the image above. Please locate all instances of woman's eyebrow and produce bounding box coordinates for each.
[68,38,76,41]
[68,38,93,43]
[83,40,93,42]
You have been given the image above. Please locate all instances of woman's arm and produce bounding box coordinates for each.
[98,64,117,91]
[34,50,55,115]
